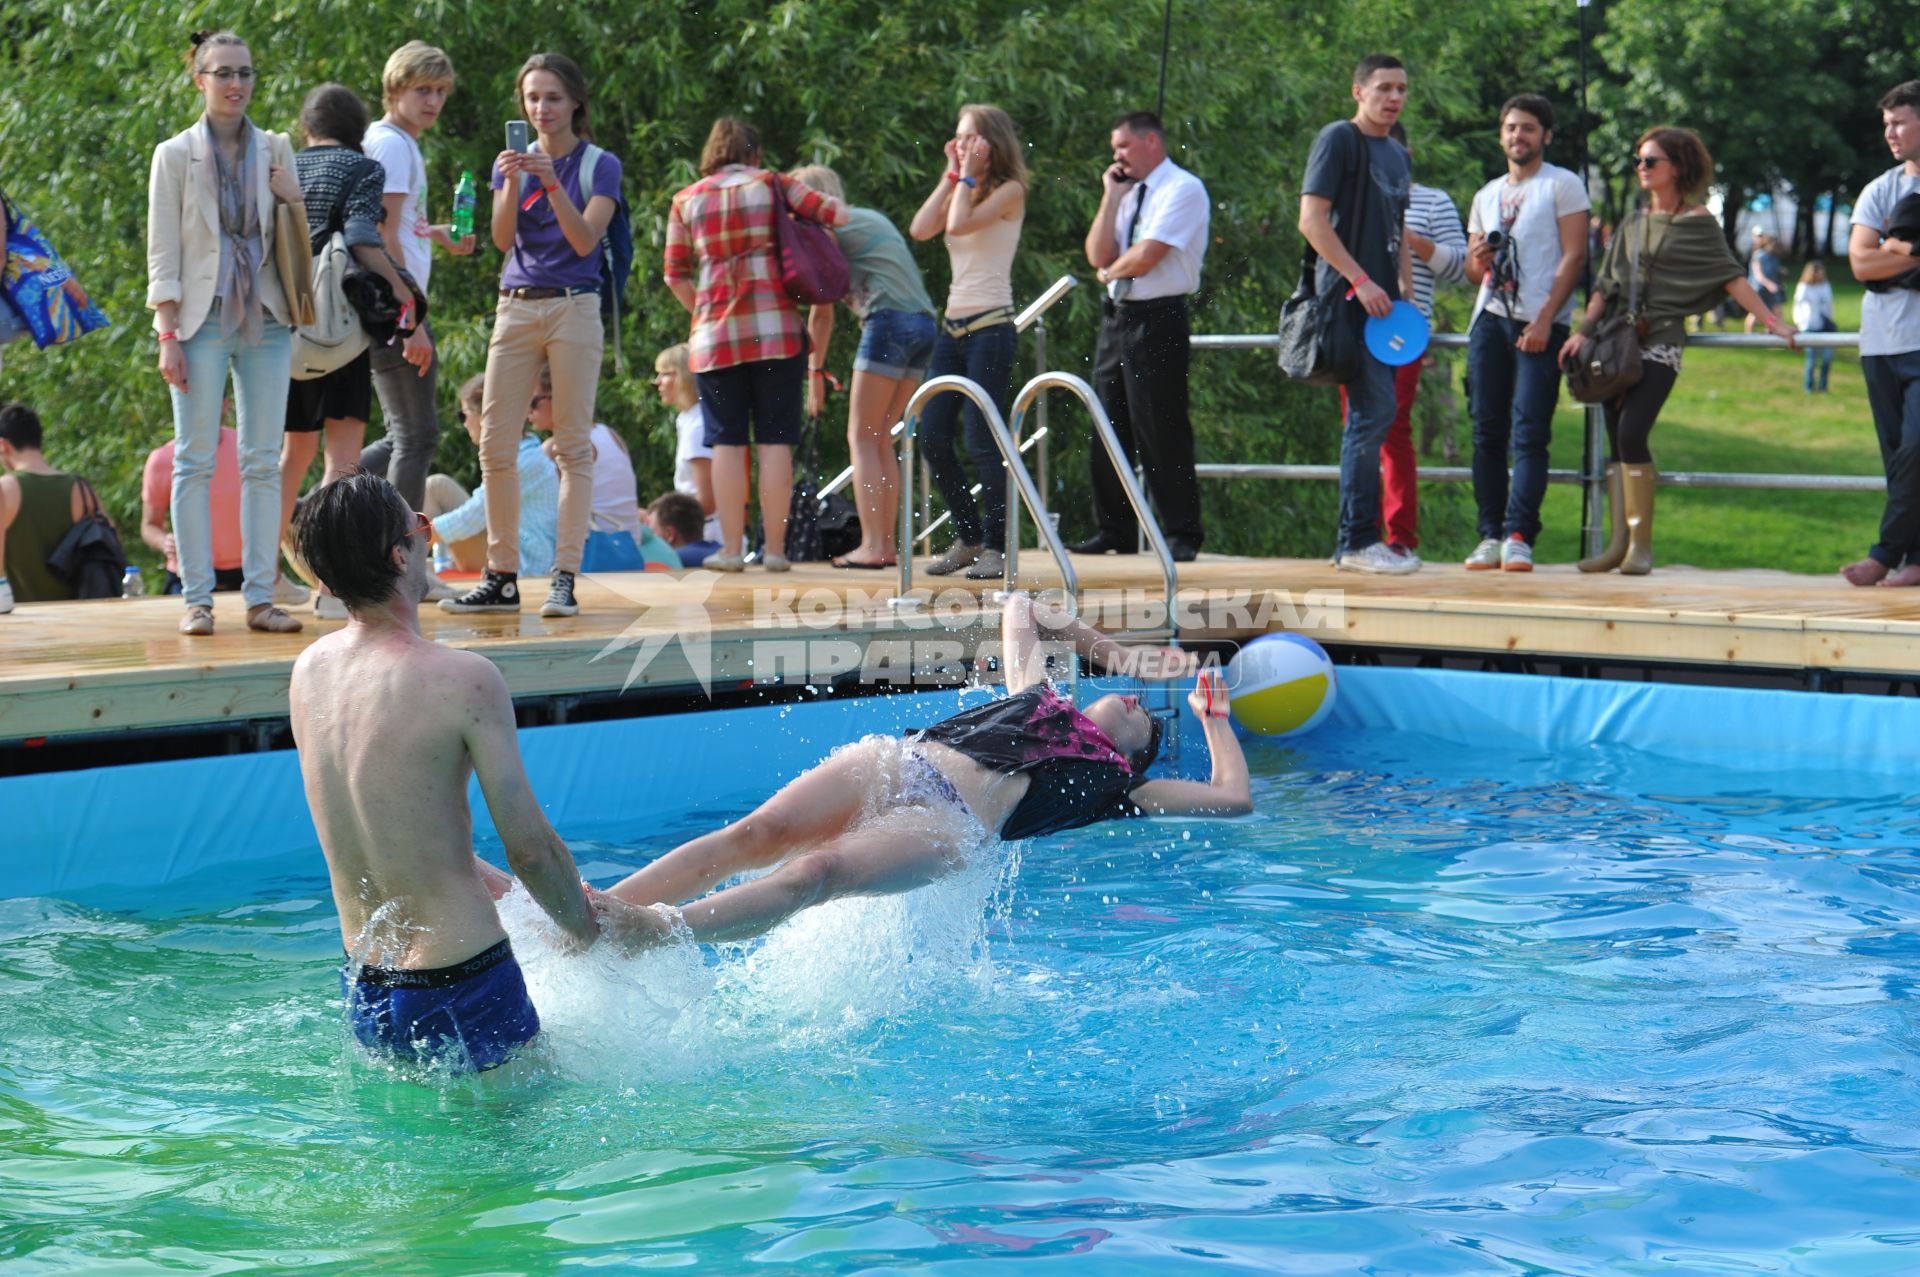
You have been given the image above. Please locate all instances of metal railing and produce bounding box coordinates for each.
[816,275,1078,530]
[1192,329,1868,555]
[893,376,1077,606]
[1004,371,1179,642]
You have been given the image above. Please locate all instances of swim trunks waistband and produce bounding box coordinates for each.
[352,938,516,989]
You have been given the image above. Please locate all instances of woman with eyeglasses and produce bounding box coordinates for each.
[422,374,559,575]
[1561,128,1795,575]
[147,29,306,636]
[907,104,1028,580]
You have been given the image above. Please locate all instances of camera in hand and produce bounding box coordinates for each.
[1485,228,1519,303]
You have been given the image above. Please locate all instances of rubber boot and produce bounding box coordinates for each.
[1619,463,1657,576]
[1576,464,1628,573]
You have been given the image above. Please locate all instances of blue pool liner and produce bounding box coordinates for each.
[7,667,1920,898]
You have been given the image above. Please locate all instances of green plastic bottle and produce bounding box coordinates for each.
[451,170,477,240]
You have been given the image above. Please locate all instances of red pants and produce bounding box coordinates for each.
[1339,360,1424,549]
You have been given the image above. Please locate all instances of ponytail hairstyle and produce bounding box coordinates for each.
[958,104,1028,199]
[515,52,592,139]
[700,117,762,175]
[186,29,247,76]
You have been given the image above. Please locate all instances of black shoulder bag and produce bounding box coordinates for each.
[1277,123,1372,386]
[45,477,130,599]
[1564,210,1649,404]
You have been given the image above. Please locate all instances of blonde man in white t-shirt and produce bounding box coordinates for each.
[1462,93,1589,573]
[359,42,475,515]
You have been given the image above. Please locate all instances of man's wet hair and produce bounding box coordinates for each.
[294,471,415,611]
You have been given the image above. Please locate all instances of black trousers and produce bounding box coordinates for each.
[1089,296,1203,545]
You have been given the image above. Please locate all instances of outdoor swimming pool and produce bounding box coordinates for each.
[4,669,1918,1273]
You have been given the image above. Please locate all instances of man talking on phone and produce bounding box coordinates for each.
[1074,110,1210,563]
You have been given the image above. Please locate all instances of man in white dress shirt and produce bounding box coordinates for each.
[1074,111,1211,562]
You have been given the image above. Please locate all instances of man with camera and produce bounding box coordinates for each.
[1463,94,1588,571]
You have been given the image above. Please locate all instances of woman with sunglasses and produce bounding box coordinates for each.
[147,29,306,636]
[1562,128,1795,575]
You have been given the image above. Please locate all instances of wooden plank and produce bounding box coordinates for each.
[9,555,1920,740]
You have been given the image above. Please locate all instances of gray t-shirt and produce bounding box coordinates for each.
[1854,164,1920,357]
[838,206,935,320]
[1302,121,1410,299]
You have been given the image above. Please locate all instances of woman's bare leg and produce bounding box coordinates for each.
[842,370,915,563]
[757,443,793,558]
[605,738,892,907]
[676,808,967,943]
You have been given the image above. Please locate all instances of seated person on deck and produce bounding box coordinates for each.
[289,473,662,1074]
[550,593,1254,946]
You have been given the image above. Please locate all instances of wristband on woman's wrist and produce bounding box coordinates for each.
[156,330,178,343]
[944,170,962,183]
[959,175,978,188]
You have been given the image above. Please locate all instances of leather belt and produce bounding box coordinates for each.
[939,306,1016,339]
[499,285,599,300]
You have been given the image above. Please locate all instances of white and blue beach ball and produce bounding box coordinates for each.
[1225,633,1337,737]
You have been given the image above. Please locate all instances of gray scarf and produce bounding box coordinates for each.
[211,121,264,343]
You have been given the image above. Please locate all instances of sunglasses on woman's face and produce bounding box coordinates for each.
[1633,154,1667,170]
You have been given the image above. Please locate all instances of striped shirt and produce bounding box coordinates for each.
[430,435,559,577]
[1407,182,1466,320]
[292,145,387,253]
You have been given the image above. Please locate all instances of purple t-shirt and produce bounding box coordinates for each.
[492,142,623,290]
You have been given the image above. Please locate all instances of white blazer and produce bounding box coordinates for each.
[146,119,299,340]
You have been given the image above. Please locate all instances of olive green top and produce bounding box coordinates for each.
[1585,210,1744,348]
[3,471,80,603]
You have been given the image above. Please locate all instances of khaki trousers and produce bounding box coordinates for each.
[479,293,602,573]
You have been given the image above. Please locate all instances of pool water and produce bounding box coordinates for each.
[4,724,1919,1274]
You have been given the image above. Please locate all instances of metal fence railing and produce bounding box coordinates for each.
[1190,330,1871,555]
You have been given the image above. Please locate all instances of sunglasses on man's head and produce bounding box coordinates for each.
[390,511,432,551]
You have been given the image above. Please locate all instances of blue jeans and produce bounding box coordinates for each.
[1862,351,1920,568]
[169,314,291,609]
[1805,347,1834,391]
[917,316,1017,548]
[1468,312,1566,544]
[1338,349,1397,552]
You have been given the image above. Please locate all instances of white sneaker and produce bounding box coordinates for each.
[0,577,12,614]
[315,593,348,620]
[1336,542,1420,574]
[1387,544,1423,570]
[273,575,311,607]
[1500,534,1535,572]
[1464,537,1503,571]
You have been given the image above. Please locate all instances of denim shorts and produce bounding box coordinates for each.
[855,309,937,380]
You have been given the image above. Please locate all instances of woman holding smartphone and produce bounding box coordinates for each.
[442,52,619,618]
[146,29,306,636]
[908,104,1027,580]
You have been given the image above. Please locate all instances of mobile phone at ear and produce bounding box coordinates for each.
[506,121,530,153]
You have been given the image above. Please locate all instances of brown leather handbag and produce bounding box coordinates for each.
[267,132,317,328]
[1564,211,1647,404]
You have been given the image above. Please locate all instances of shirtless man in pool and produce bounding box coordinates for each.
[596,592,1253,943]
[288,473,665,1073]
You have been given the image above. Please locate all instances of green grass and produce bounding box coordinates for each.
[1409,276,1882,575]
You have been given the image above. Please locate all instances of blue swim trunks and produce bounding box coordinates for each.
[343,939,541,1073]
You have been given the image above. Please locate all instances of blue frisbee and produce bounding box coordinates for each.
[1364,301,1431,366]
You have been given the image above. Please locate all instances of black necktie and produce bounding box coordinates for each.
[1115,183,1147,299]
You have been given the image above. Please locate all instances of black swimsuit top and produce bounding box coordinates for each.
[914,685,1145,840]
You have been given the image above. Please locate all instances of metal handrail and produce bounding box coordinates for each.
[816,275,1079,508]
[894,375,1078,607]
[1004,371,1179,641]
[1190,329,1874,551]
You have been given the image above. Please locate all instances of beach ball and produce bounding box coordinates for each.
[1225,633,1337,736]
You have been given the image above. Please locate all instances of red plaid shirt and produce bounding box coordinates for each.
[665,166,845,373]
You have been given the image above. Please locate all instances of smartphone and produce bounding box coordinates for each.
[505,120,530,154]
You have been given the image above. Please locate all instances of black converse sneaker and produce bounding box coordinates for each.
[539,570,580,618]
[439,570,520,613]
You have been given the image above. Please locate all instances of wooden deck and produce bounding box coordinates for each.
[3,553,1920,743]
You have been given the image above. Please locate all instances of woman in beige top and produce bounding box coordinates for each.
[907,105,1027,580]
[147,30,306,637]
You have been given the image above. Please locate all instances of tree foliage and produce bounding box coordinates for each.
[8,0,1832,560]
